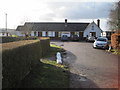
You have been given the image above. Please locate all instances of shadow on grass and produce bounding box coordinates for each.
[16,62,100,88]
[17,61,69,88]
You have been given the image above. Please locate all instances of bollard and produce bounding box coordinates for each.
[108,44,112,52]
[56,52,62,64]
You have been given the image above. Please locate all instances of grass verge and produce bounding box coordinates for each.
[18,44,69,88]
[107,48,120,55]
[111,49,120,55]
[44,44,66,58]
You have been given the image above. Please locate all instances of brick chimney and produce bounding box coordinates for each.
[97,19,100,27]
[65,19,67,27]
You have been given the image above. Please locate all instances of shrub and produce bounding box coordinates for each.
[111,32,120,49]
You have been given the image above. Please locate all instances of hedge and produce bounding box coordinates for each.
[1,36,37,43]
[2,38,50,88]
[38,37,50,56]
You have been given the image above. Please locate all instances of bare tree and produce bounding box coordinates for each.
[107,1,120,31]
[21,23,34,37]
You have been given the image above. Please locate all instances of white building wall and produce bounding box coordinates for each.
[53,32,55,37]
[16,31,25,36]
[48,31,55,37]
[84,23,102,37]
[0,33,2,36]
[42,31,46,36]
[48,31,52,37]
[0,33,6,36]
[31,31,34,36]
[36,31,38,36]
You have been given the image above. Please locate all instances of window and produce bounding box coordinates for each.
[97,38,106,42]
[2,33,4,35]
[92,26,94,30]
[34,31,36,36]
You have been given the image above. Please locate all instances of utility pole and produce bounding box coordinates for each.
[5,13,7,31]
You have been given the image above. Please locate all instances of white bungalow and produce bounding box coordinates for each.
[16,19,102,40]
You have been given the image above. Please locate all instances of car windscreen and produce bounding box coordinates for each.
[97,38,106,42]
[62,35,67,37]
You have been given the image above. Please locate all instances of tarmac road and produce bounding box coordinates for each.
[51,41,118,88]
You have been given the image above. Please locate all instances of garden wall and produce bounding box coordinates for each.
[2,38,50,88]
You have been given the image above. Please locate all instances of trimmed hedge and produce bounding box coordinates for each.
[41,39,50,56]
[1,36,37,43]
[38,37,50,56]
[2,39,50,88]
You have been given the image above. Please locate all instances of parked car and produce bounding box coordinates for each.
[93,37,109,49]
[61,35,68,41]
[86,36,95,42]
[70,35,79,41]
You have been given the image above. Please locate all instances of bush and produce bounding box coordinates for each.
[111,32,120,49]
[2,39,50,88]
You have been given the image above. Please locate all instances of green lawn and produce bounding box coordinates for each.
[43,44,66,58]
[18,44,69,88]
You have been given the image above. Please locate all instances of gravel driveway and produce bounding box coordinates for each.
[51,41,118,88]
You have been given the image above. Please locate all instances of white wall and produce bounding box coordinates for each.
[16,31,25,36]
[52,32,55,37]
[84,23,102,37]
[0,33,2,36]
[42,31,46,36]
[31,31,39,36]
[31,31,34,36]
[48,31,55,37]
[0,32,10,36]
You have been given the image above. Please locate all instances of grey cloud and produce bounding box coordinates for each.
[45,2,114,20]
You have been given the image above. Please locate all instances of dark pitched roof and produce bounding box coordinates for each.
[17,22,90,32]
[16,26,24,31]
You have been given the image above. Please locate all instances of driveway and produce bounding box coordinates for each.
[50,41,118,88]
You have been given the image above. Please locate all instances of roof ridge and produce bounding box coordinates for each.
[25,22,90,24]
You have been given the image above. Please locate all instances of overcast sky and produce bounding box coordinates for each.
[0,0,118,31]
